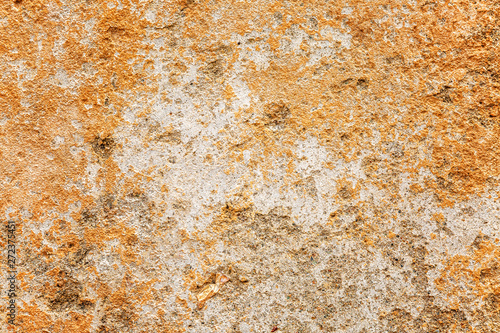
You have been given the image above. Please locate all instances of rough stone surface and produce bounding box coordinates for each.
[1,0,500,332]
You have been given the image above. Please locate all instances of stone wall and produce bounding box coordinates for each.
[1,0,499,332]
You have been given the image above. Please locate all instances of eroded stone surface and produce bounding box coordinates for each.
[1,0,500,332]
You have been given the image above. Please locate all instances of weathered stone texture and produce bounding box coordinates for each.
[1,0,500,332]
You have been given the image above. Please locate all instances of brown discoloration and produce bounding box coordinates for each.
[91,136,116,161]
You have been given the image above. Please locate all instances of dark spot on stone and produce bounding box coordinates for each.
[68,244,92,266]
[468,108,496,128]
[23,251,50,276]
[79,209,99,228]
[100,296,138,332]
[436,176,453,191]
[340,133,349,141]
[157,217,177,233]
[385,55,404,65]
[447,169,470,188]
[294,176,317,197]
[314,63,331,76]
[338,186,352,200]
[410,245,431,292]
[156,129,181,144]
[362,156,381,178]
[390,256,404,268]
[321,267,342,289]
[356,78,368,89]
[471,234,490,249]
[78,299,95,311]
[217,44,233,54]
[48,273,84,312]
[173,199,190,211]
[432,85,453,103]
[214,204,298,249]
[485,293,500,312]
[204,59,224,78]
[91,135,115,160]
[381,308,413,332]
[416,305,470,332]
[341,78,354,86]
[180,0,196,11]
[389,144,404,158]
[264,102,291,126]
[102,194,116,213]
[125,233,138,246]
[308,17,318,30]
[292,247,320,270]
[344,206,359,216]
[480,262,500,282]
[107,27,126,37]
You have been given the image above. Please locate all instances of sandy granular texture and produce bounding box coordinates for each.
[1,0,500,332]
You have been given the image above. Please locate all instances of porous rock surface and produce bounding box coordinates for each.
[1,0,500,332]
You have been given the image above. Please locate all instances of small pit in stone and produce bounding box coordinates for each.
[91,135,115,160]
[264,102,290,127]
